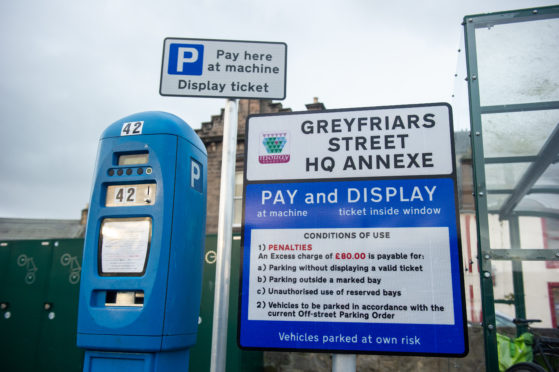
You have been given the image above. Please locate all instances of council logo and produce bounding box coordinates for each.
[259,132,290,164]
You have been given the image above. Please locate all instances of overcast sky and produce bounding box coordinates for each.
[0,0,556,219]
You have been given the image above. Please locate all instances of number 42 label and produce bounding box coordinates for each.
[121,121,144,136]
[114,186,136,204]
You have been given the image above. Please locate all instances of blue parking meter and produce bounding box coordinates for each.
[77,111,207,372]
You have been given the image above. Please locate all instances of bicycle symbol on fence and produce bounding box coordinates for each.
[17,254,38,285]
[60,253,81,284]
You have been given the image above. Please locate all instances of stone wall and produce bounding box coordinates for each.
[195,99,292,234]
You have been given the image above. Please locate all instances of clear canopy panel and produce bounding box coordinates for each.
[475,18,559,107]
[464,7,559,371]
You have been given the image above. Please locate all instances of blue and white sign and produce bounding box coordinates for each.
[160,38,287,99]
[168,43,205,76]
[238,103,468,356]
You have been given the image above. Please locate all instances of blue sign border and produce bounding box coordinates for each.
[238,103,468,357]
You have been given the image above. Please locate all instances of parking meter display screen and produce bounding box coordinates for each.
[99,217,152,276]
[105,183,157,207]
[118,152,149,165]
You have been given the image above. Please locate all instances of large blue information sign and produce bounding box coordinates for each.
[238,103,468,356]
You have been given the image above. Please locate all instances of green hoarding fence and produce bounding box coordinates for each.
[0,237,262,372]
[37,239,85,371]
[189,235,263,372]
[0,239,83,372]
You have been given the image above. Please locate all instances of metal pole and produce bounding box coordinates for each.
[509,216,527,336]
[210,98,238,372]
[332,354,356,372]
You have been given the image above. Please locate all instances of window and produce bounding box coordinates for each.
[548,283,559,328]
[544,218,559,269]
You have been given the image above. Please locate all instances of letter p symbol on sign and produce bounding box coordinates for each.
[177,47,198,71]
[168,43,204,76]
[191,158,203,193]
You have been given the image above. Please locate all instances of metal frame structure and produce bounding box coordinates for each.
[463,5,559,371]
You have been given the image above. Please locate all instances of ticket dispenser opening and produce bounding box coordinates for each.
[77,112,207,372]
[104,291,144,307]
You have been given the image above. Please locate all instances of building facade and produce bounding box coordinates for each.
[195,98,325,234]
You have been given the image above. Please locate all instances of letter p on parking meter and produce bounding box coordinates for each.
[77,111,207,372]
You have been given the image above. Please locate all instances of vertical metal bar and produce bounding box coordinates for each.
[509,216,527,335]
[332,354,356,372]
[210,98,238,372]
[463,17,499,372]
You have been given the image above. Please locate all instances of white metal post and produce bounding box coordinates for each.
[210,98,238,372]
[332,354,356,372]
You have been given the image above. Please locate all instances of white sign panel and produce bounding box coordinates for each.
[246,104,453,181]
[239,103,468,356]
[100,218,151,274]
[248,227,454,325]
[160,38,287,99]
